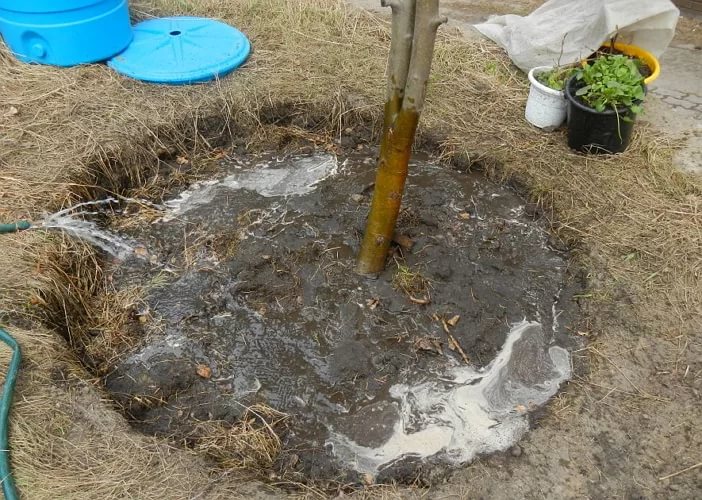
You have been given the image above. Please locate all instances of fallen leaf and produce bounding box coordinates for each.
[366,297,380,310]
[133,246,149,257]
[431,339,443,354]
[209,148,227,160]
[29,294,45,306]
[446,314,460,327]
[393,234,414,250]
[441,318,450,334]
[409,295,430,305]
[196,364,212,379]
[414,337,444,355]
[515,404,527,413]
[176,155,189,165]
[458,211,471,220]
[414,337,435,352]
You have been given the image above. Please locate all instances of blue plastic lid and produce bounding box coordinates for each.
[108,16,251,84]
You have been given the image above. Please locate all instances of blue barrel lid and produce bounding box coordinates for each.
[107,16,251,84]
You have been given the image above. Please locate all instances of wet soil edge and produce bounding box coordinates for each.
[32,98,379,356]
[28,100,592,486]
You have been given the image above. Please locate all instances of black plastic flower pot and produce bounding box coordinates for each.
[564,77,638,154]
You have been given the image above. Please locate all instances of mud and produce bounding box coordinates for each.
[100,150,582,484]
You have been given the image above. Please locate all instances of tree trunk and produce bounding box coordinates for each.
[381,0,415,130]
[356,0,446,275]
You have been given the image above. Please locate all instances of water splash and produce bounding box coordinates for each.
[35,198,143,259]
[163,154,339,220]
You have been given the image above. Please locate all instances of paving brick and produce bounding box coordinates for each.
[663,96,696,109]
[653,87,687,99]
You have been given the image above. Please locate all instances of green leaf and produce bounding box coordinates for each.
[574,53,646,112]
[536,65,577,90]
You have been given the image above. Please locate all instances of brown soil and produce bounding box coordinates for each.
[85,147,584,486]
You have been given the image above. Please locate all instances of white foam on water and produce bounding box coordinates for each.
[163,154,339,219]
[327,320,571,475]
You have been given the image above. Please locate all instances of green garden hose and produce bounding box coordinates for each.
[0,328,20,500]
[0,222,31,497]
[0,221,31,235]
[0,222,31,498]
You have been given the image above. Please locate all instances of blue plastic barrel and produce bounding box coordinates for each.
[0,0,132,66]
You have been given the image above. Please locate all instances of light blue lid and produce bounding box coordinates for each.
[108,16,251,84]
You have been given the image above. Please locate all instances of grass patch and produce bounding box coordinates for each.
[190,404,287,471]
[392,262,431,297]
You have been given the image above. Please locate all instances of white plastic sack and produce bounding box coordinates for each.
[474,0,679,72]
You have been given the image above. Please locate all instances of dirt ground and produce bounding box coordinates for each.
[90,149,582,485]
[0,0,700,498]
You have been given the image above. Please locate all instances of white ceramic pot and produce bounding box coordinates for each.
[525,66,567,130]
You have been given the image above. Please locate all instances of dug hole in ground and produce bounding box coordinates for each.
[0,0,700,498]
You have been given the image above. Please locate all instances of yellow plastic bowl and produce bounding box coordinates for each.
[583,42,660,84]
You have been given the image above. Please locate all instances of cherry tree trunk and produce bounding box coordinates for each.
[357,0,446,274]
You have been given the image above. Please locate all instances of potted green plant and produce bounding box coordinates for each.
[565,54,645,153]
[525,65,576,130]
[585,41,660,85]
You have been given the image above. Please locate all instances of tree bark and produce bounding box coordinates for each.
[381,0,415,130]
[356,0,446,275]
[401,0,446,115]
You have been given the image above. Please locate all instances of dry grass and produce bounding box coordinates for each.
[82,284,147,367]
[0,0,700,497]
[0,0,388,315]
[392,262,431,297]
[191,404,287,471]
[0,3,697,320]
[0,326,273,499]
[27,237,103,336]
